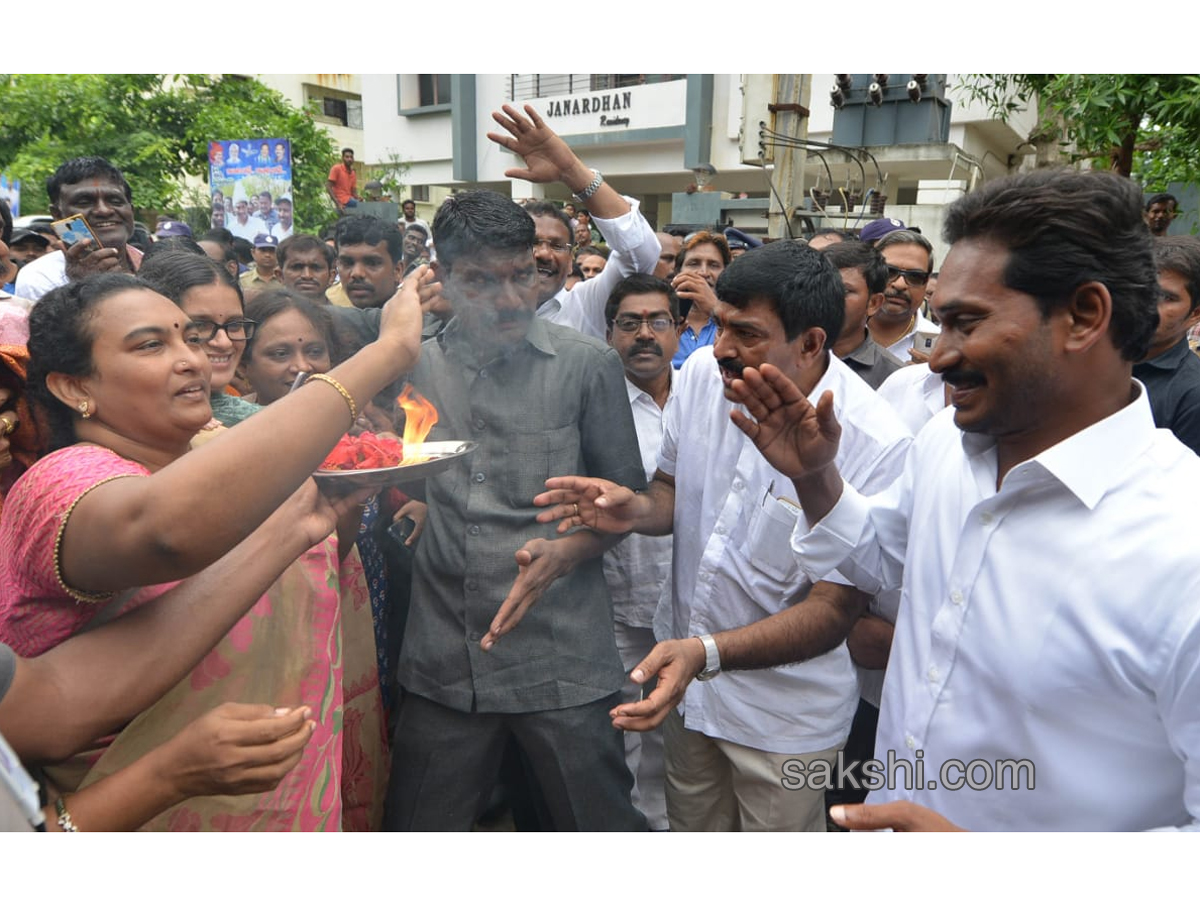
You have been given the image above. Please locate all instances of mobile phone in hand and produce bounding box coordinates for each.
[52,214,103,249]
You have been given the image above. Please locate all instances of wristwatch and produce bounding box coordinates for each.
[572,168,604,203]
[695,633,721,681]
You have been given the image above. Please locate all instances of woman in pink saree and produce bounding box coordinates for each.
[0,271,422,830]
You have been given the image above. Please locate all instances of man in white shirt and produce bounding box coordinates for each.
[601,273,685,831]
[721,168,1200,831]
[14,157,143,306]
[537,241,912,831]
[868,229,938,360]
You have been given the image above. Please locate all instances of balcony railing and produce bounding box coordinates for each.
[507,74,683,101]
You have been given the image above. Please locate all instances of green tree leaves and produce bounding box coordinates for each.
[0,74,337,231]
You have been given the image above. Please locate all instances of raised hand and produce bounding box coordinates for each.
[672,271,720,318]
[63,236,125,281]
[728,364,841,480]
[487,104,584,185]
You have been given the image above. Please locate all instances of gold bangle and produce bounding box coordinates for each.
[306,373,358,425]
[56,796,79,832]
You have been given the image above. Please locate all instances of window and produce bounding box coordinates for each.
[305,84,364,129]
[410,185,430,202]
[418,75,452,107]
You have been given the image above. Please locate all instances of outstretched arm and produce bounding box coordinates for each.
[610,581,870,731]
[534,470,676,537]
[488,104,631,221]
[57,268,424,594]
[4,480,368,762]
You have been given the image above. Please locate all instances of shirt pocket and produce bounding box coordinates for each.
[498,424,581,510]
[744,490,801,583]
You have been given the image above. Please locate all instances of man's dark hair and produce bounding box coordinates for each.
[944,167,1158,362]
[258,191,273,202]
[46,157,132,206]
[335,215,403,264]
[341,147,354,156]
[1154,236,1200,314]
[433,190,535,273]
[231,236,254,267]
[279,233,336,270]
[405,223,429,239]
[875,229,935,272]
[1146,192,1178,211]
[0,199,12,244]
[821,240,888,295]
[716,239,845,344]
[521,200,575,248]
[576,245,609,261]
[403,199,416,208]
[203,227,234,248]
[605,273,681,323]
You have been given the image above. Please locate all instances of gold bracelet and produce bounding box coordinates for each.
[306,373,358,424]
[56,796,79,832]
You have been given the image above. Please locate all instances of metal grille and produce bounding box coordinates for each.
[506,74,683,101]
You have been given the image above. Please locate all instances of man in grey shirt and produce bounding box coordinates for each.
[385,188,647,831]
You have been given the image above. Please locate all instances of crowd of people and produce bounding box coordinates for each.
[2,103,1200,833]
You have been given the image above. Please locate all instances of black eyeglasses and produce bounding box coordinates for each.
[886,265,930,287]
[191,319,258,342]
[532,238,572,253]
[612,314,679,334]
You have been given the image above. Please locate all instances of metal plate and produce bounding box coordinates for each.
[312,441,477,491]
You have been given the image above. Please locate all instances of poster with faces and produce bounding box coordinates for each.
[208,139,292,233]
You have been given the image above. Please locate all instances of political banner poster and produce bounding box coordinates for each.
[0,175,20,217]
[208,139,293,241]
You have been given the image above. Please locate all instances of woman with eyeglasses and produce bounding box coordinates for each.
[138,250,261,427]
[0,265,424,830]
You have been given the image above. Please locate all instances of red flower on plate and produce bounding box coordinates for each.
[319,433,404,471]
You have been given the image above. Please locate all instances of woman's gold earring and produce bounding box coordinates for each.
[79,401,91,419]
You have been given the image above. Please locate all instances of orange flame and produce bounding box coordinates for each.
[398,384,439,447]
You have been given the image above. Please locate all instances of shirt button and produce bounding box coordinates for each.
[473,419,486,431]
[479,369,489,379]
[927,665,939,682]
[468,525,481,536]
[732,480,744,491]
[473,472,486,483]
[466,580,477,591]
[980,512,994,526]
[905,734,916,750]
[950,590,964,605]
[714,524,726,536]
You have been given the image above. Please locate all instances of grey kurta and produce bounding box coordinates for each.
[398,316,647,713]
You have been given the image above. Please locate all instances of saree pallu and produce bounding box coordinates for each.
[42,542,388,831]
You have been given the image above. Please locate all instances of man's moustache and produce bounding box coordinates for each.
[631,341,663,356]
[718,358,745,378]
